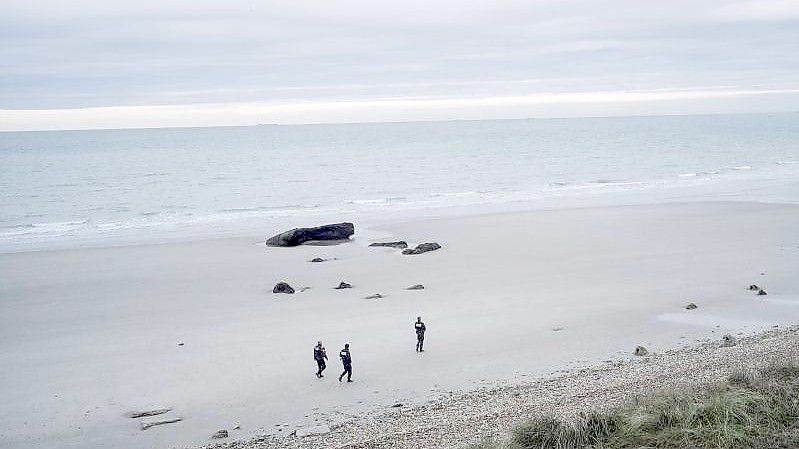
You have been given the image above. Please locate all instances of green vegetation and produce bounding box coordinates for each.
[472,362,799,449]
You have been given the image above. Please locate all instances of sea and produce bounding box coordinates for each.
[1,112,798,253]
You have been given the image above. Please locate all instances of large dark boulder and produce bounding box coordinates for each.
[402,242,441,255]
[266,223,355,247]
[273,282,295,294]
[369,241,408,249]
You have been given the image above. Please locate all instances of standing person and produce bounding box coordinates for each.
[338,343,353,382]
[314,341,327,378]
[415,316,426,352]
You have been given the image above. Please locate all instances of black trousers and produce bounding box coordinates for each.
[340,364,352,381]
[316,359,326,376]
[416,334,425,351]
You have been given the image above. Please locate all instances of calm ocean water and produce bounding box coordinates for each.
[1,113,798,252]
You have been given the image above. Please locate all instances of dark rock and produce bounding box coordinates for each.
[125,408,171,419]
[211,430,229,439]
[634,345,649,356]
[266,223,354,247]
[406,284,425,290]
[299,287,312,292]
[721,334,737,347]
[273,282,295,294]
[551,327,565,332]
[391,403,403,408]
[310,258,326,263]
[758,289,768,296]
[369,241,408,249]
[685,303,698,310]
[364,294,384,299]
[402,242,442,255]
[749,284,759,291]
[140,418,183,430]
[335,282,352,289]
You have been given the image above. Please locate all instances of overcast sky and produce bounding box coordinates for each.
[2,0,799,130]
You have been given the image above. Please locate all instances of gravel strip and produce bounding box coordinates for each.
[201,326,799,449]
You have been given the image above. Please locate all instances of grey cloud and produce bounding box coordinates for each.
[1,0,797,112]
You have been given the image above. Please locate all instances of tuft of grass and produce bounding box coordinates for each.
[475,361,799,449]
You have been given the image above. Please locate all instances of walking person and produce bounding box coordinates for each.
[338,343,353,382]
[415,316,426,352]
[314,341,327,378]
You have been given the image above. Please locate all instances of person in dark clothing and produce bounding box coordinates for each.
[314,341,327,378]
[415,316,426,352]
[338,343,353,382]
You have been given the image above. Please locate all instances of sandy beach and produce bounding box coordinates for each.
[1,201,798,449]
[209,325,799,449]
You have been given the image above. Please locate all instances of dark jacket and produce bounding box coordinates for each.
[415,321,426,335]
[339,348,352,365]
[314,346,327,361]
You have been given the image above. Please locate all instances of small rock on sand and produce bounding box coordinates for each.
[406,284,425,290]
[634,345,649,356]
[335,282,352,289]
[140,418,183,430]
[211,429,228,439]
[309,258,326,263]
[758,289,768,296]
[125,408,171,419]
[365,294,384,299]
[369,241,408,249]
[722,334,737,347]
[392,403,404,408]
[749,284,760,291]
[402,242,442,255]
[685,302,698,310]
[273,282,295,294]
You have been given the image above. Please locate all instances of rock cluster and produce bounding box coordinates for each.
[335,282,352,289]
[685,303,698,310]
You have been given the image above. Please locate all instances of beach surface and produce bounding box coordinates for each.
[212,326,799,449]
[1,201,798,449]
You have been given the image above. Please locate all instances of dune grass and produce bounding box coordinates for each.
[471,361,799,449]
